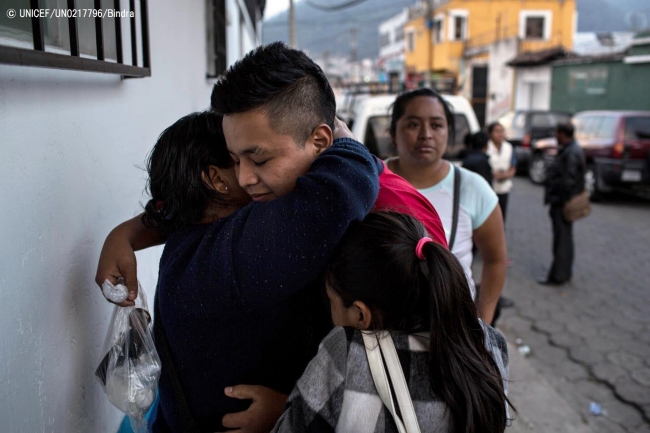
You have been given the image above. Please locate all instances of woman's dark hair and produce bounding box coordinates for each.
[487,122,503,135]
[142,111,235,231]
[389,88,456,144]
[327,212,512,433]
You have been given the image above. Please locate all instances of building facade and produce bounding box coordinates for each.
[378,8,409,82]
[0,1,263,431]
[550,33,650,113]
[403,0,575,124]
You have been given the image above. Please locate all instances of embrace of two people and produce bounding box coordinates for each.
[96,42,511,433]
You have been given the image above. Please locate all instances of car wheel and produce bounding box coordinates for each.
[529,153,546,184]
[585,164,602,201]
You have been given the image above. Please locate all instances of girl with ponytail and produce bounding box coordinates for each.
[272,211,512,433]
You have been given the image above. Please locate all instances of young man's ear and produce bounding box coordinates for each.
[351,301,373,330]
[309,124,333,154]
[201,165,230,195]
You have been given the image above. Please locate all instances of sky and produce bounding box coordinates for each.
[264,0,297,19]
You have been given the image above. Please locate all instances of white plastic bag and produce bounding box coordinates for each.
[95,280,161,432]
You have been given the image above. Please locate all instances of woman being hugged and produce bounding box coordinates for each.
[385,88,507,325]
[273,212,511,433]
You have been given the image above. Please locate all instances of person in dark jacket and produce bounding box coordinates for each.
[462,131,493,185]
[539,122,586,285]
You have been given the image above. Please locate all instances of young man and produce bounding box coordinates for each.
[96,43,447,432]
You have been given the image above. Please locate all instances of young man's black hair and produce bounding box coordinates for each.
[210,42,336,145]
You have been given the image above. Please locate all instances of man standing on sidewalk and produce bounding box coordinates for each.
[539,123,585,285]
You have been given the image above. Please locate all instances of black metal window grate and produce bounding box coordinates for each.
[0,0,150,78]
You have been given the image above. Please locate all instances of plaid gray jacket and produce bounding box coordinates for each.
[272,323,509,433]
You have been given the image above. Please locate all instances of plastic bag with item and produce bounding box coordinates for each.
[95,279,161,433]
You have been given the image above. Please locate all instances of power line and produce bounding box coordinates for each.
[305,0,370,12]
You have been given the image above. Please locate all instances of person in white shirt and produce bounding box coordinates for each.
[385,88,506,326]
[486,122,517,225]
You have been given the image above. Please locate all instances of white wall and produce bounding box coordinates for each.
[0,0,255,431]
[514,65,552,111]
[378,9,407,60]
[487,38,518,123]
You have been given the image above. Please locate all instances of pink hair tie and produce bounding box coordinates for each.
[415,237,433,260]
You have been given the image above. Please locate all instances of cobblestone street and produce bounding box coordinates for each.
[491,177,650,432]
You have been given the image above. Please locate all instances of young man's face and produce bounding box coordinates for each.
[223,110,323,202]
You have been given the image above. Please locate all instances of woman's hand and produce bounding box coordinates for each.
[332,117,355,141]
[219,385,288,433]
[95,214,168,306]
[96,226,139,306]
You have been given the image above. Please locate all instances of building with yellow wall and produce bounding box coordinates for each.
[403,0,576,123]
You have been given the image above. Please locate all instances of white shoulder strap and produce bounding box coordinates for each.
[378,334,422,433]
[362,331,422,433]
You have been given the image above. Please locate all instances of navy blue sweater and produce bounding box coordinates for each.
[153,138,379,432]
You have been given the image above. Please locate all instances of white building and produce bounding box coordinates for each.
[0,0,263,431]
[377,8,409,82]
[507,47,573,112]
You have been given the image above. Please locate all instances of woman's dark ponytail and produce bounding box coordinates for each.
[419,240,510,432]
[327,211,512,433]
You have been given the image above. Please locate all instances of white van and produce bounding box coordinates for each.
[347,94,480,160]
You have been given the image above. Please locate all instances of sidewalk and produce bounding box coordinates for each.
[505,340,592,433]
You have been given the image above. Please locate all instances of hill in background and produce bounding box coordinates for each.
[262,0,649,60]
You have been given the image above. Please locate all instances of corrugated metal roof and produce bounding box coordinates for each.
[507,46,576,67]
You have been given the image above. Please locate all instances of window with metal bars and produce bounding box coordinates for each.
[206,0,226,78]
[0,0,150,78]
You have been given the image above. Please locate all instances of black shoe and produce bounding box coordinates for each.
[498,296,515,308]
[537,277,567,286]
[537,278,557,285]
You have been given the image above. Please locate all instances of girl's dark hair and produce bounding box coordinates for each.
[142,111,235,231]
[327,212,511,433]
[389,88,456,144]
[487,122,503,135]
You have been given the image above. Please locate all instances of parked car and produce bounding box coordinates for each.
[348,94,481,160]
[532,111,650,199]
[497,110,572,173]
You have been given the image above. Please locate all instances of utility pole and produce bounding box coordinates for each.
[289,0,296,48]
[350,28,357,81]
[350,28,357,63]
[425,0,434,88]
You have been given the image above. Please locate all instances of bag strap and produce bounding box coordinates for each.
[449,165,461,251]
[363,332,422,433]
[153,296,200,433]
[378,334,421,433]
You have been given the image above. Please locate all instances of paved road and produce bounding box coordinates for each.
[487,178,650,433]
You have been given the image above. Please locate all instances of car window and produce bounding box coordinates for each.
[594,117,618,139]
[625,117,650,141]
[512,112,526,129]
[364,116,393,158]
[551,113,571,124]
[453,114,470,146]
[531,113,553,128]
[575,116,596,140]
